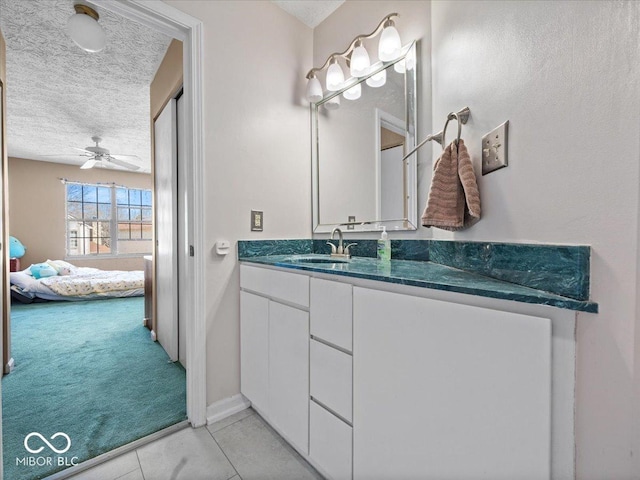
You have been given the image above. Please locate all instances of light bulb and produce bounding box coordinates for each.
[378,20,402,61]
[66,6,106,53]
[394,59,406,74]
[306,75,323,103]
[325,95,341,110]
[326,59,345,91]
[343,83,361,100]
[350,40,370,77]
[366,69,386,88]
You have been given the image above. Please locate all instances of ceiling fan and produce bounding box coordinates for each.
[46,136,142,171]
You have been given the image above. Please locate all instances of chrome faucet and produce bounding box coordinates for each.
[327,227,357,259]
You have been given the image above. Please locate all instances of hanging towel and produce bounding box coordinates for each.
[421,139,481,230]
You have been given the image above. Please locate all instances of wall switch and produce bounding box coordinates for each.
[347,215,356,230]
[482,120,508,175]
[251,210,263,231]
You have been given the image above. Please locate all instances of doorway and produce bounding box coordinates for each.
[0,0,206,477]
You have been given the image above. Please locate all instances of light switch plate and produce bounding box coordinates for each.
[482,120,508,175]
[251,210,263,231]
[347,215,356,230]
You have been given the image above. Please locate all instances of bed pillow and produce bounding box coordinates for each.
[10,271,40,292]
[46,259,73,276]
[30,263,58,279]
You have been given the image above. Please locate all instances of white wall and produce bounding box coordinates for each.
[164,0,313,405]
[431,1,640,478]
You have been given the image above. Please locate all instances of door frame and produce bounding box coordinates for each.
[92,0,206,427]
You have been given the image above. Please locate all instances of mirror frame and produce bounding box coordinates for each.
[311,42,418,233]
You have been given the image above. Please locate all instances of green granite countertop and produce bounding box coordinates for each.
[241,254,598,313]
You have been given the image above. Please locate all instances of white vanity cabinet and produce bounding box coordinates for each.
[352,287,553,480]
[239,265,310,454]
[239,291,269,414]
[309,278,354,480]
[240,263,576,480]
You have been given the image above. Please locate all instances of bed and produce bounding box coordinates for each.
[10,261,144,302]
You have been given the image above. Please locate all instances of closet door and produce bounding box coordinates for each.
[154,99,178,361]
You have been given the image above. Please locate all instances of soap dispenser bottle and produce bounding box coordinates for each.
[377,226,391,262]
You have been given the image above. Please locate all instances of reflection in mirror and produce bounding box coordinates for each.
[312,43,417,233]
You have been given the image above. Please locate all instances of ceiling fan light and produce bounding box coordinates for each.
[81,159,97,170]
[66,5,106,53]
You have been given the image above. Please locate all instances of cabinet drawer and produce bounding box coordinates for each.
[240,265,309,307]
[310,339,352,423]
[310,278,352,351]
[310,401,352,480]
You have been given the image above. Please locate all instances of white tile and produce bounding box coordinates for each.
[115,469,145,480]
[207,408,255,434]
[137,426,236,480]
[67,451,140,480]
[213,414,321,480]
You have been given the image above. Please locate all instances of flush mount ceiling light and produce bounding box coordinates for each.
[304,13,403,104]
[66,4,106,53]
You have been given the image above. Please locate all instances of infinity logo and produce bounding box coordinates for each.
[24,432,72,454]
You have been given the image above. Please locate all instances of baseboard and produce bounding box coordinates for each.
[206,394,251,425]
[5,357,15,374]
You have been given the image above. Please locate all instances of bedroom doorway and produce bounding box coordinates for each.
[0,0,206,477]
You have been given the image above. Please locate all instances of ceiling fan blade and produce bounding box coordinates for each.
[80,159,98,170]
[40,154,91,157]
[107,156,141,170]
[72,146,93,154]
[109,154,141,160]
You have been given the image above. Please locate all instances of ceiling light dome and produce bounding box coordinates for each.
[66,4,106,53]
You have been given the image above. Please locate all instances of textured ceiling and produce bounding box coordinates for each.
[0,0,172,173]
[272,0,344,28]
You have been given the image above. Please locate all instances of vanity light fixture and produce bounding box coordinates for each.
[326,58,345,91]
[378,18,402,61]
[366,69,386,88]
[350,40,371,77]
[66,4,106,53]
[306,74,323,103]
[325,95,341,110]
[343,83,361,100]
[304,13,402,103]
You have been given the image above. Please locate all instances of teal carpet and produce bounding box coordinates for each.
[2,297,186,480]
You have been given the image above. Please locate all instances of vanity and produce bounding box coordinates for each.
[238,13,596,479]
[238,241,595,480]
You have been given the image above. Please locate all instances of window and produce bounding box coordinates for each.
[66,183,152,257]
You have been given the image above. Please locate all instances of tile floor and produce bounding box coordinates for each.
[66,408,323,480]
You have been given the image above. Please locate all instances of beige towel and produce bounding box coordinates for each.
[421,139,481,230]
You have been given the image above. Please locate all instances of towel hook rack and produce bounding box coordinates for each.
[441,107,470,149]
[401,107,470,161]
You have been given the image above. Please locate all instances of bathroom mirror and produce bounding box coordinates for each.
[312,42,417,233]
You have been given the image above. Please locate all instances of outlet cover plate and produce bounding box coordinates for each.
[251,210,263,231]
[482,120,508,175]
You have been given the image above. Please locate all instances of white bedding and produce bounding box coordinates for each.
[10,267,144,301]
